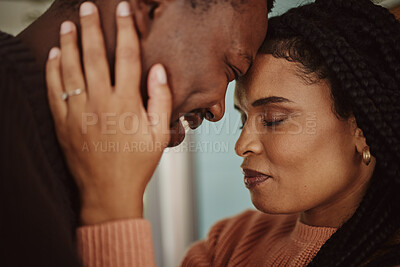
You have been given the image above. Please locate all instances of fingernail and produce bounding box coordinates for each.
[154,64,167,84]
[117,1,131,17]
[80,2,95,17]
[60,21,74,35]
[48,47,60,60]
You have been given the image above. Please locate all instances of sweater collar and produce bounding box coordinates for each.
[290,218,338,243]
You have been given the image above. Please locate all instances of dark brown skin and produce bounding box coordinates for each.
[18,0,268,146]
[45,1,174,223]
[234,55,376,228]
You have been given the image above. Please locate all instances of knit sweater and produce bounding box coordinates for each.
[77,210,338,267]
[0,31,81,266]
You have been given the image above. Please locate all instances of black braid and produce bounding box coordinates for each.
[364,244,400,267]
[260,0,400,265]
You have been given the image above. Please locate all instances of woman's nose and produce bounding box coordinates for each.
[205,100,225,122]
[235,123,263,157]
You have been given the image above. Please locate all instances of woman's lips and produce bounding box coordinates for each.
[242,169,271,189]
[244,176,270,188]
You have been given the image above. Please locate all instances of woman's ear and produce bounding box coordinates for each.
[131,0,167,38]
[349,116,368,154]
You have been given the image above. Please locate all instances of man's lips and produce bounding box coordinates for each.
[168,119,185,147]
[184,113,204,130]
[242,168,272,189]
[167,111,206,147]
[171,111,205,130]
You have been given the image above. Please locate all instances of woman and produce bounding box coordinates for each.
[46,0,400,266]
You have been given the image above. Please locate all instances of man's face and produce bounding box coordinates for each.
[140,0,268,146]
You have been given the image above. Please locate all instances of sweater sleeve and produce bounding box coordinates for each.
[76,219,156,267]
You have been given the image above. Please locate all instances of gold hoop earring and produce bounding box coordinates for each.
[362,146,371,166]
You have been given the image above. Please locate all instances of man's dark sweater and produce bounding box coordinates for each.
[0,31,82,266]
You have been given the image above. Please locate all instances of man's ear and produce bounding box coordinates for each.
[349,116,368,154]
[131,0,167,38]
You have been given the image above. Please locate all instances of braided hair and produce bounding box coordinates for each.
[260,0,400,266]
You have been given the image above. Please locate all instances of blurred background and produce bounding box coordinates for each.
[1,0,399,266]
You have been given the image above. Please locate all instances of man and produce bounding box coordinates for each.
[0,0,272,265]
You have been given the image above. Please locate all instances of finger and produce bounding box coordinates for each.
[115,1,141,99]
[115,1,142,99]
[46,47,67,122]
[147,64,172,146]
[79,2,111,100]
[59,21,87,111]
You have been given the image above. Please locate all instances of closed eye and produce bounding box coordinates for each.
[226,60,242,81]
[263,119,285,127]
[239,113,247,129]
[230,65,240,80]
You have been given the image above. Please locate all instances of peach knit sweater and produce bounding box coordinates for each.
[76,210,338,267]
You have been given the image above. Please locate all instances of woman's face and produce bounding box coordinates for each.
[234,54,373,222]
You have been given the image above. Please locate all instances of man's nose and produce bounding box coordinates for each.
[205,100,225,122]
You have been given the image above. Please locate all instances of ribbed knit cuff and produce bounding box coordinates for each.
[77,219,156,267]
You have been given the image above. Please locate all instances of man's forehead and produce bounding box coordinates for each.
[228,38,256,60]
[226,7,268,55]
[189,0,268,15]
[228,44,253,60]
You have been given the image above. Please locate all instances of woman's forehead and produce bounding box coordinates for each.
[234,54,334,113]
[234,55,295,108]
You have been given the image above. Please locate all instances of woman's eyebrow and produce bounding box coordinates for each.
[252,96,293,107]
